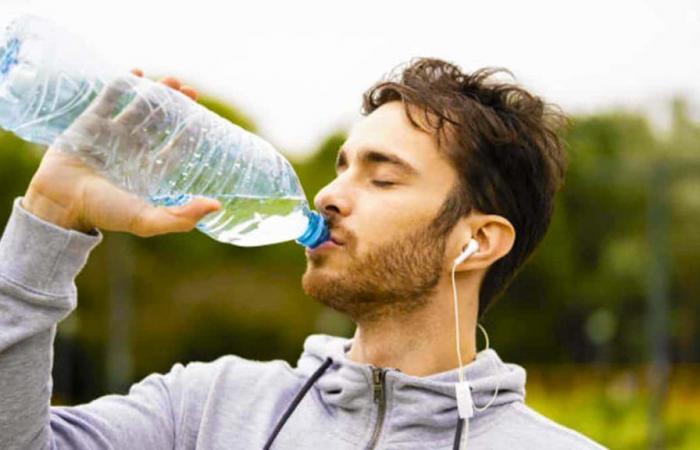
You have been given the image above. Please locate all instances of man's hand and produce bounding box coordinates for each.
[22,69,221,236]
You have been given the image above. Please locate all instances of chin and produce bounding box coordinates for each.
[302,263,329,293]
[302,262,342,297]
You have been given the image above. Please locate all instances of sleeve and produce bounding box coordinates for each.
[49,364,186,449]
[0,197,184,450]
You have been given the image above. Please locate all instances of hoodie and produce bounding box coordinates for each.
[0,198,606,449]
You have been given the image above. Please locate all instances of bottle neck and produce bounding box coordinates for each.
[296,208,329,248]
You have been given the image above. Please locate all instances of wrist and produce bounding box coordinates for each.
[21,189,91,233]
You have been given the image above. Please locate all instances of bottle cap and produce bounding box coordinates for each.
[296,210,330,248]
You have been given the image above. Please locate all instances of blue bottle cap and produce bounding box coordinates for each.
[296,210,330,248]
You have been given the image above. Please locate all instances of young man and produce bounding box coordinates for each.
[0,59,605,449]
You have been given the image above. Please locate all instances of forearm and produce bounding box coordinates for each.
[0,197,101,448]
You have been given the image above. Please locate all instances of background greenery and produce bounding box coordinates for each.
[0,91,698,449]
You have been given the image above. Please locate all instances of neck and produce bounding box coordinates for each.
[346,273,479,377]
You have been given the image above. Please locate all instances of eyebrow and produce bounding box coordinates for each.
[336,147,418,176]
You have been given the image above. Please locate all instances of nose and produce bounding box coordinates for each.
[314,177,352,222]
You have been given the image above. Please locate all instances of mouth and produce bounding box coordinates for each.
[329,233,345,246]
[305,233,345,255]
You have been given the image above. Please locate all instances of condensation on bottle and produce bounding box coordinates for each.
[0,14,329,248]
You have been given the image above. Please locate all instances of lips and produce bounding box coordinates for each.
[306,239,339,254]
[305,231,347,255]
[329,234,345,246]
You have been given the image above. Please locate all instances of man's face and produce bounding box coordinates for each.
[302,102,460,322]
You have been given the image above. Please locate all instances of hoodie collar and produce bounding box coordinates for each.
[295,334,526,418]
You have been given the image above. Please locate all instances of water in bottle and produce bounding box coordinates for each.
[0,14,329,248]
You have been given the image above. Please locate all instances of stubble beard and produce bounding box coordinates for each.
[301,219,450,324]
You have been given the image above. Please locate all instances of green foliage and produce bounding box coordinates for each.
[0,133,41,224]
[295,130,346,199]
[1,92,698,449]
[526,365,700,449]
[490,109,699,366]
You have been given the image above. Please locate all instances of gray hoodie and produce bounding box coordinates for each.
[0,198,606,449]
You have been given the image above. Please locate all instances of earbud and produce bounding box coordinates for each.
[453,239,479,266]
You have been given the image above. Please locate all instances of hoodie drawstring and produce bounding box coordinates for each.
[263,357,334,450]
[453,418,465,450]
[263,356,469,449]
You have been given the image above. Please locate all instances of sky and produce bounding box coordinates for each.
[1,0,698,156]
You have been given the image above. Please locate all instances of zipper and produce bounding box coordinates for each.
[366,367,387,450]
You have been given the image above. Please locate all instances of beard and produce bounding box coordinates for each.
[302,212,454,324]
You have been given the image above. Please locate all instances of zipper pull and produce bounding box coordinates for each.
[371,367,385,403]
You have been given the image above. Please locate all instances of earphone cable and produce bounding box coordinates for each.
[451,261,501,411]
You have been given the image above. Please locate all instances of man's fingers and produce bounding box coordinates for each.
[84,77,135,118]
[159,76,182,91]
[99,72,198,131]
[52,114,114,167]
[156,77,198,100]
[114,76,192,131]
[134,197,222,237]
[113,81,167,131]
[180,85,199,101]
[169,197,222,220]
[159,76,198,100]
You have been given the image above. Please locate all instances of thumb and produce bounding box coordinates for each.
[134,196,221,237]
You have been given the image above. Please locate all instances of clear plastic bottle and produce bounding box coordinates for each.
[0,14,329,248]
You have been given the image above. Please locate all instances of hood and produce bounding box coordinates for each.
[294,334,526,444]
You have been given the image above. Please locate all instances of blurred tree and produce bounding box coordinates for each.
[0,94,697,411]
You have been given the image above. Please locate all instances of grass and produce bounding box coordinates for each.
[524,364,700,449]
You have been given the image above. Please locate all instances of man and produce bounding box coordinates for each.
[0,58,605,449]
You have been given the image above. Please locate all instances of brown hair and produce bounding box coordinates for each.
[362,57,568,317]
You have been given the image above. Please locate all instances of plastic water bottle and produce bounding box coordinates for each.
[0,14,329,248]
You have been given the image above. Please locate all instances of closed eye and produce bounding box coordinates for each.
[372,180,395,188]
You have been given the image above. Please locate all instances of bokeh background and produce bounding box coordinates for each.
[1,1,699,449]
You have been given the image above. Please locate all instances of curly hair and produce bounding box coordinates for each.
[362,57,568,317]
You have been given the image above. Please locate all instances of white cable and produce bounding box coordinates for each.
[473,378,500,412]
[473,324,500,413]
[451,261,501,412]
[451,261,466,383]
[477,323,490,350]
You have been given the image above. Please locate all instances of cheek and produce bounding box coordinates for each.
[351,194,438,253]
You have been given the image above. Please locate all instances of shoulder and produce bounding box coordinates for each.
[483,402,607,450]
[161,354,302,403]
[172,354,299,386]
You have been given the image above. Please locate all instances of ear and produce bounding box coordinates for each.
[453,214,515,273]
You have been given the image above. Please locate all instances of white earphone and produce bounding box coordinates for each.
[453,239,479,266]
[451,236,498,450]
